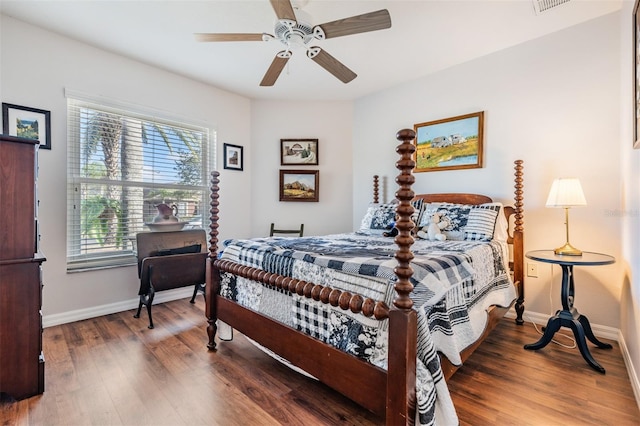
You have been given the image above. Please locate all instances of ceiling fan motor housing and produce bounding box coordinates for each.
[274,19,323,49]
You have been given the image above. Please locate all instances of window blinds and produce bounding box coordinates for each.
[66,97,211,271]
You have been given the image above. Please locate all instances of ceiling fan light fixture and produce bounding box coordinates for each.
[287,33,305,49]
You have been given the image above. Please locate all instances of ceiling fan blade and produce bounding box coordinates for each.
[260,51,291,86]
[317,9,391,39]
[269,0,296,23]
[194,33,265,42]
[307,47,357,84]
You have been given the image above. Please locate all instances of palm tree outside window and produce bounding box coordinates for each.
[66,96,212,271]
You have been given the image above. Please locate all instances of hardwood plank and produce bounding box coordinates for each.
[1,299,638,426]
[449,320,640,426]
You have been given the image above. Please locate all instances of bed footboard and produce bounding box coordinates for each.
[212,259,390,415]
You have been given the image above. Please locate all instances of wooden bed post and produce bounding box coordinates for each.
[206,170,220,350]
[373,175,379,204]
[387,129,418,425]
[513,160,525,325]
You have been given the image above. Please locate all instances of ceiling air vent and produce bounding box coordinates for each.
[532,0,571,15]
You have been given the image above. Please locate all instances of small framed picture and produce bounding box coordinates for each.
[281,138,318,166]
[2,103,51,150]
[413,111,484,172]
[223,143,243,171]
[279,170,319,202]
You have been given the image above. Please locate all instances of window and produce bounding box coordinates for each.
[66,94,212,271]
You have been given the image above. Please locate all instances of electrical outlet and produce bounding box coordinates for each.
[527,262,538,278]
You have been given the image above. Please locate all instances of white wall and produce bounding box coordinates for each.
[353,13,623,329]
[249,100,353,237]
[619,0,640,402]
[0,15,252,319]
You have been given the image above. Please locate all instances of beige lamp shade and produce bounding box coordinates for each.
[545,178,587,208]
[546,177,586,256]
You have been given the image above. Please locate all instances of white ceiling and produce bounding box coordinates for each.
[0,0,622,101]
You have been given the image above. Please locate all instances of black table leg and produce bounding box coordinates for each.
[523,264,611,373]
[578,314,613,349]
[568,317,606,373]
[524,314,561,350]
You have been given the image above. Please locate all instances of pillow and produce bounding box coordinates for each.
[419,203,472,240]
[411,198,425,227]
[418,201,509,241]
[486,202,509,241]
[464,205,500,241]
[358,203,398,235]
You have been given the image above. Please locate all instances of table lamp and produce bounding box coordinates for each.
[545,177,587,256]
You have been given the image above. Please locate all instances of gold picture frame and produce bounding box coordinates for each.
[413,111,484,172]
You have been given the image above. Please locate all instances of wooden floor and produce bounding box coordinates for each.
[1,298,638,425]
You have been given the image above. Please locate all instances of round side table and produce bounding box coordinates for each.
[523,250,615,373]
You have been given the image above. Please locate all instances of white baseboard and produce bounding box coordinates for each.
[42,287,195,328]
[618,330,640,411]
[506,308,640,410]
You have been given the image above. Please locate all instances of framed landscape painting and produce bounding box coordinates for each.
[281,139,318,165]
[413,111,484,172]
[279,170,319,202]
[2,103,51,150]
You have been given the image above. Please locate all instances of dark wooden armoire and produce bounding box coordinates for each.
[0,134,45,400]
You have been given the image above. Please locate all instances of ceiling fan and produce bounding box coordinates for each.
[195,0,391,86]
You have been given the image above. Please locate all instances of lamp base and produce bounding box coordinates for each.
[554,242,583,256]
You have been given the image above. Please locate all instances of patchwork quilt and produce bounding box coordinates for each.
[218,233,516,426]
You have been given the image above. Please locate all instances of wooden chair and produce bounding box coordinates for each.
[269,223,304,237]
[134,229,208,329]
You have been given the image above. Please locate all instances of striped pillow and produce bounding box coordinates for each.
[464,204,500,241]
[411,198,425,228]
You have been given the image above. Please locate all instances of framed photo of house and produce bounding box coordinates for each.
[279,170,319,202]
[280,138,318,165]
[223,143,243,171]
[413,111,484,172]
[2,103,51,150]
[634,0,640,148]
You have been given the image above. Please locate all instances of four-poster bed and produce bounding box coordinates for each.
[204,128,525,424]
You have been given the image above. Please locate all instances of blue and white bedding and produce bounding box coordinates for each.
[218,233,516,426]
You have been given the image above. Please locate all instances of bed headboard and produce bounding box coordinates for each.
[413,193,492,205]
